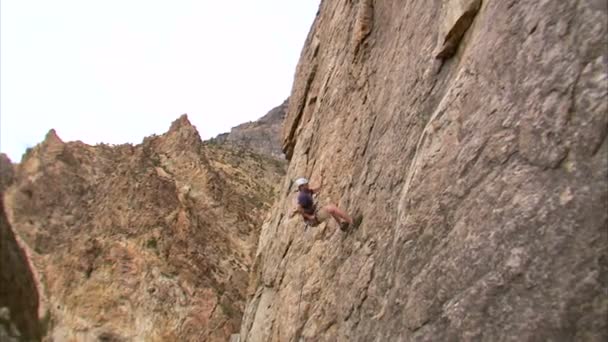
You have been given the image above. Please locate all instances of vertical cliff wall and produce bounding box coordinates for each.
[241,0,607,341]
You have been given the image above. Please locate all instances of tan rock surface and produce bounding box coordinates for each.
[4,115,285,341]
[242,1,608,341]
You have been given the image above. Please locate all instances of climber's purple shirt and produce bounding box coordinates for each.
[297,189,315,214]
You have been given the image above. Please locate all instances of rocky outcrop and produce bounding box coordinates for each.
[4,115,285,341]
[213,100,288,159]
[0,154,43,341]
[0,154,15,192]
[241,1,608,341]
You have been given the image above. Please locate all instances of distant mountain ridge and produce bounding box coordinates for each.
[212,99,287,159]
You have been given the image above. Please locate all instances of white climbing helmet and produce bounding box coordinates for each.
[295,177,309,187]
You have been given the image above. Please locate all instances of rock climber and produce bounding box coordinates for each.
[291,177,353,231]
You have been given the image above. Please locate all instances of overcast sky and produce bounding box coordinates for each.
[0,1,319,161]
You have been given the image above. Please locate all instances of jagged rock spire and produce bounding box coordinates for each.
[168,114,194,133]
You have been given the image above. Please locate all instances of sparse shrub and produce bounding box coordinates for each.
[219,298,238,319]
[146,237,158,250]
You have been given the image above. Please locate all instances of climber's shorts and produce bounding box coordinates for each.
[315,206,330,223]
[305,205,330,227]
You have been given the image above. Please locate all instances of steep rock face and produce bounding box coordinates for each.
[1,161,43,341]
[242,1,608,341]
[213,100,288,159]
[4,115,285,341]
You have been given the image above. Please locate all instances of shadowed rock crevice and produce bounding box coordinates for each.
[284,64,319,160]
[435,0,483,60]
[0,196,43,341]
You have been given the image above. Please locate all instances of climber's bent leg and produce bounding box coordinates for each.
[323,204,353,224]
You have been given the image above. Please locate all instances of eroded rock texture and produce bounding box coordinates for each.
[241,1,608,341]
[213,100,288,159]
[4,116,285,341]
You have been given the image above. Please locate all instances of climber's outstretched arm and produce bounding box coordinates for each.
[309,183,322,194]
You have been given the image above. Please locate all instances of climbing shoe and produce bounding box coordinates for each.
[339,221,350,231]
